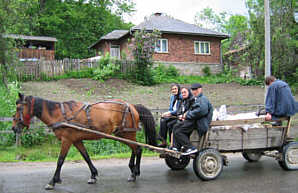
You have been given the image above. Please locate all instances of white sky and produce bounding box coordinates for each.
[124,0,248,25]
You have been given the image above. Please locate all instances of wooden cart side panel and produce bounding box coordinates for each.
[190,127,285,151]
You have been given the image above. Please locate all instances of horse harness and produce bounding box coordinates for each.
[49,101,140,134]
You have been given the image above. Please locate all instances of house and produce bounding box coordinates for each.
[4,34,57,60]
[89,13,229,75]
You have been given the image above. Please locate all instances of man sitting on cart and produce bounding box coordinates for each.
[264,76,298,123]
[172,83,213,155]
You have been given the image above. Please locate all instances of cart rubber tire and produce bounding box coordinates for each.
[193,148,223,181]
[279,142,298,170]
[242,152,262,162]
[165,155,190,170]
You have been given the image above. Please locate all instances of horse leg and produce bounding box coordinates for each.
[73,141,98,184]
[135,146,142,176]
[45,139,72,190]
[128,147,136,182]
[127,145,142,182]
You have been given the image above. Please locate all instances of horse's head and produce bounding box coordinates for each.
[12,93,34,134]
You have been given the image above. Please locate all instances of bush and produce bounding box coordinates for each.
[0,82,20,146]
[92,54,120,82]
[21,127,47,147]
[202,66,211,76]
[152,64,179,83]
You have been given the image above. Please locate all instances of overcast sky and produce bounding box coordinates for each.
[124,0,248,25]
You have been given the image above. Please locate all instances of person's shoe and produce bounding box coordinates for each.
[272,120,282,126]
[157,142,167,148]
[182,147,198,155]
[169,147,179,151]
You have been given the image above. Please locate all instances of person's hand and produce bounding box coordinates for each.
[162,112,171,118]
[178,115,183,120]
[178,113,186,121]
[265,113,272,121]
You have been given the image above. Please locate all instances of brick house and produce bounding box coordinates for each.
[89,13,229,75]
[4,34,57,61]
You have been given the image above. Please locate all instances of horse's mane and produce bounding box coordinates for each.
[25,96,77,118]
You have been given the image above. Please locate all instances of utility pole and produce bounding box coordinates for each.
[264,0,271,101]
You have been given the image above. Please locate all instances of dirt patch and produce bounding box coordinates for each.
[21,78,298,133]
[21,78,268,108]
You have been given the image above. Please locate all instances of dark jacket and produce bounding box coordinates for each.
[265,80,298,119]
[176,89,193,116]
[186,93,213,136]
[169,94,182,116]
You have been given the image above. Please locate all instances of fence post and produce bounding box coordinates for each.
[16,133,21,147]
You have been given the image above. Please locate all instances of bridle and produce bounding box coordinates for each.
[14,97,35,129]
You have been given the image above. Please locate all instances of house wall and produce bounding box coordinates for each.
[94,33,224,75]
[153,34,221,64]
[153,34,223,75]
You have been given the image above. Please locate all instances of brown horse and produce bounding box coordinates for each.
[12,93,157,190]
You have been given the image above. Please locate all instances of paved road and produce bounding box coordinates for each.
[0,154,298,193]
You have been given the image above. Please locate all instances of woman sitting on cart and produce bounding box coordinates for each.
[157,83,182,147]
[170,87,194,148]
[172,83,213,155]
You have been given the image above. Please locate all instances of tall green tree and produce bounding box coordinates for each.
[0,0,36,87]
[194,8,249,53]
[246,0,297,82]
[34,0,135,59]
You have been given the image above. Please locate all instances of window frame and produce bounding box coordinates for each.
[155,39,168,53]
[194,41,211,55]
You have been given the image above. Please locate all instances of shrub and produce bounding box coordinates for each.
[202,66,211,76]
[152,64,179,83]
[92,54,120,82]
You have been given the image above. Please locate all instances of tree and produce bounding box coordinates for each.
[129,29,161,85]
[194,7,227,33]
[246,0,296,82]
[0,0,34,87]
[194,8,249,53]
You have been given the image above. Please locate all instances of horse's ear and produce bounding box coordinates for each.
[18,93,24,101]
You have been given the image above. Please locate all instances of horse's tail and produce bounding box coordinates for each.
[133,104,157,146]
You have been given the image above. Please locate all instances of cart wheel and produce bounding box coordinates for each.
[242,152,262,162]
[279,142,298,170]
[165,155,190,170]
[193,148,223,181]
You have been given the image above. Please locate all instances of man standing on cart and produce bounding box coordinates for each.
[265,76,298,122]
[172,83,213,155]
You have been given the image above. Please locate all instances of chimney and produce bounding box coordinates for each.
[154,12,162,16]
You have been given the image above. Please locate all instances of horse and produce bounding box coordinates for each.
[12,93,157,190]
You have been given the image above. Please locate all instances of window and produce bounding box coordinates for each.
[110,45,120,59]
[194,41,210,54]
[155,39,168,53]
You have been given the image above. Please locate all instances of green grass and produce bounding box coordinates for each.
[0,138,158,162]
[0,129,157,162]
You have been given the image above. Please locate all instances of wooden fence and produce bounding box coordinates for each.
[10,59,136,80]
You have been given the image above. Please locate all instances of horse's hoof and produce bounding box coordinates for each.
[88,178,97,184]
[44,184,54,190]
[127,175,136,182]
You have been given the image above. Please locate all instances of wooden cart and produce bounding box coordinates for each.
[59,117,297,181]
[162,117,298,181]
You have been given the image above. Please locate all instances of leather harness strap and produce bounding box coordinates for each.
[51,101,139,133]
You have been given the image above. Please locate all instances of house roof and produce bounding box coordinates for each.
[4,34,57,42]
[131,13,229,38]
[89,13,229,49]
[88,30,129,49]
